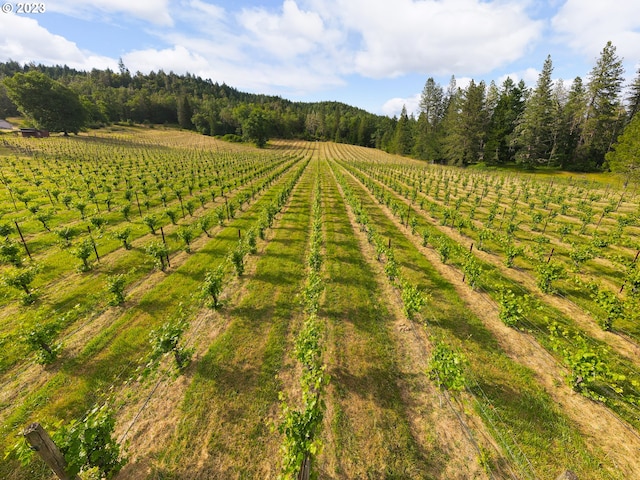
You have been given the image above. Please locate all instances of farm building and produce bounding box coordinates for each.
[19,128,50,138]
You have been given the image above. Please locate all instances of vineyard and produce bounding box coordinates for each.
[1,126,640,479]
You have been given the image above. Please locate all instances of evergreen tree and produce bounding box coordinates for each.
[177,95,194,129]
[606,112,640,183]
[484,77,526,165]
[626,67,640,121]
[555,76,586,169]
[443,80,487,166]
[514,55,555,168]
[414,77,445,161]
[574,41,625,170]
[393,105,413,155]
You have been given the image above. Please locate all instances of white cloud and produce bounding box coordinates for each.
[47,0,173,26]
[237,0,342,60]
[382,93,421,117]
[123,46,210,75]
[0,14,116,70]
[316,0,543,78]
[552,0,640,63]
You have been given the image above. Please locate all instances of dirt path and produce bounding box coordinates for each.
[339,160,640,478]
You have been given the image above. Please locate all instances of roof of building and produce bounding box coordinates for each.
[0,119,14,130]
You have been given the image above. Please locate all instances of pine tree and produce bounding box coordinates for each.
[626,67,640,121]
[514,55,555,168]
[556,76,586,169]
[574,41,625,170]
[414,77,445,161]
[442,80,487,166]
[177,95,194,129]
[606,112,640,183]
[393,105,413,155]
[484,77,526,165]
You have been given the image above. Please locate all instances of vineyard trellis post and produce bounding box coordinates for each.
[87,226,100,262]
[134,191,143,218]
[160,226,171,268]
[23,423,80,480]
[546,248,555,264]
[14,221,31,259]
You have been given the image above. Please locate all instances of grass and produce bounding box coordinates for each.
[319,159,437,478]
[154,158,314,479]
[333,158,619,479]
[0,155,305,480]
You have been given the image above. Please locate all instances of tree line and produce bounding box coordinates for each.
[1,40,639,173]
[404,41,640,173]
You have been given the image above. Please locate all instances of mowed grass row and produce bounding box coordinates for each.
[338,156,640,434]
[151,157,317,479]
[317,157,442,478]
[0,156,299,378]
[349,156,640,342]
[0,157,308,480]
[328,156,618,480]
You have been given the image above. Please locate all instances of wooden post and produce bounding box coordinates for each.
[23,423,80,480]
[547,248,555,264]
[238,229,241,240]
[469,243,474,253]
[87,226,100,262]
[160,227,170,267]
[134,191,142,218]
[297,454,310,480]
[15,221,31,259]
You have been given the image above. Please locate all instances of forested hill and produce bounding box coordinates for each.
[1,40,640,174]
[0,60,393,149]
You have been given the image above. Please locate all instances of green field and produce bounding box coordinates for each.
[1,127,639,479]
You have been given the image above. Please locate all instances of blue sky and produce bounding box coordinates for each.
[1,0,639,117]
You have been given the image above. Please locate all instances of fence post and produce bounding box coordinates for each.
[297,455,310,480]
[15,221,32,259]
[23,423,80,480]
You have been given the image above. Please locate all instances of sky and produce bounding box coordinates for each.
[1,0,639,117]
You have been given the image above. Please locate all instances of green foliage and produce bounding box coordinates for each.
[462,254,482,289]
[535,262,565,294]
[149,313,193,372]
[144,241,169,272]
[401,281,428,320]
[53,405,126,478]
[105,274,127,306]
[3,71,87,134]
[72,238,95,272]
[504,242,524,268]
[242,106,271,148]
[2,265,39,303]
[384,248,399,282]
[436,237,451,264]
[607,112,640,181]
[428,341,467,391]
[230,240,246,276]
[591,287,623,331]
[111,227,132,250]
[0,238,23,266]
[201,265,225,309]
[142,214,159,235]
[176,226,195,253]
[497,287,527,328]
[55,225,77,248]
[21,321,62,365]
